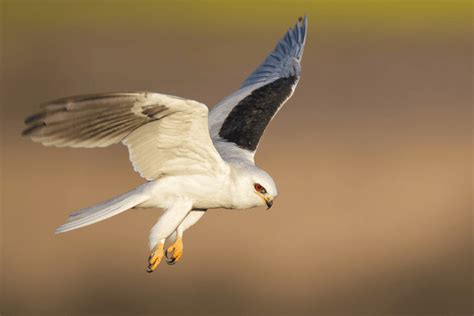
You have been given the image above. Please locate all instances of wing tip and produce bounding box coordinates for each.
[238,16,308,89]
[294,15,308,46]
[24,111,46,125]
[299,15,308,26]
[54,227,65,234]
[21,122,45,137]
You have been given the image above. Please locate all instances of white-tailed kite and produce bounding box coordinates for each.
[22,17,307,272]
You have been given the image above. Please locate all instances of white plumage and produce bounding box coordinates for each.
[22,17,307,271]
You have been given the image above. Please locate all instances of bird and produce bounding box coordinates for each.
[22,16,307,272]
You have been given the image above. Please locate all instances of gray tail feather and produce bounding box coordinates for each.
[55,187,148,234]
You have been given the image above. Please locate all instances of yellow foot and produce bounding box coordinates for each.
[165,238,183,265]
[146,243,164,273]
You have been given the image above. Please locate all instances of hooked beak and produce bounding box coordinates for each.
[265,197,273,210]
[257,192,274,210]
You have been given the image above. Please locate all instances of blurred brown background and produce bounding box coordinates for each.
[1,1,472,315]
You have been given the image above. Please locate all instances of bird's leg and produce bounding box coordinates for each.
[164,209,207,265]
[165,236,183,265]
[146,200,193,272]
[147,241,165,273]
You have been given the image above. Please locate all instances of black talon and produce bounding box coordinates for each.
[165,249,176,265]
[148,254,157,265]
[166,257,176,265]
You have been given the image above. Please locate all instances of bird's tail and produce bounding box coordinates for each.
[55,186,149,234]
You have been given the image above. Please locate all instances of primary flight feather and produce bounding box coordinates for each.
[22,17,307,272]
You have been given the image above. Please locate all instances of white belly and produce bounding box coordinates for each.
[137,174,235,210]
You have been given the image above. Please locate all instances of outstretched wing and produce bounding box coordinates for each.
[209,16,307,163]
[23,92,228,180]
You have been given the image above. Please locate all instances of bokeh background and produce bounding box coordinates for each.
[1,1,472,315]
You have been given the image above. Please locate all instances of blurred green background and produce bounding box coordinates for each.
[3,0,471,34]
[1,1,472,315]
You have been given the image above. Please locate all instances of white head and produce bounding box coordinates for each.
[231,165,278,209]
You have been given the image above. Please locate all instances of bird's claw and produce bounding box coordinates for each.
[146,243,164,273]
[165,238,183,265]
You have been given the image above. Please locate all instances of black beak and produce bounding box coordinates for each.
[266,199,273,210]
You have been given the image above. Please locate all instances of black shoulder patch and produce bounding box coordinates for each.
[218,76,297,151]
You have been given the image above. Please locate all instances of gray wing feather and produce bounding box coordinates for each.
[239,16,307,89]
[23,92,228,180]
[22,93,164,148]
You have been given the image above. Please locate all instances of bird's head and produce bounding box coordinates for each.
[229,163,278,210]
[247,168,278,210]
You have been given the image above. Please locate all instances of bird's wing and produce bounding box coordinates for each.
[23,92,228,180]
[208,16,307,163]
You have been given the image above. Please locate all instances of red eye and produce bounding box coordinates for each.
[254,183,263,192]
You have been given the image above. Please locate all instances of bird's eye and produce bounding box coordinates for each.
[254,183,266,193]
